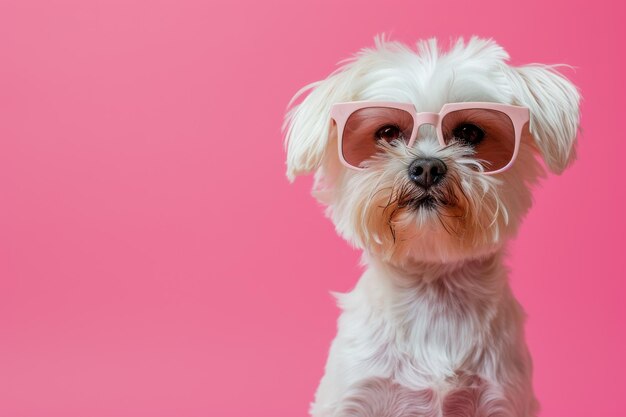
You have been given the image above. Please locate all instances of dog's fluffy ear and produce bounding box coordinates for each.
[283,68,353,181]
[503,65,581,174]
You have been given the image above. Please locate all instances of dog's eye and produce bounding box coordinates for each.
[452,123,485,145]
[375,125,403,142]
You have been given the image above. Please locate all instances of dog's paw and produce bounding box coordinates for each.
[332,377,438,417]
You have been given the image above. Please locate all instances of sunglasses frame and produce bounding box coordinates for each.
[330,101,530,175]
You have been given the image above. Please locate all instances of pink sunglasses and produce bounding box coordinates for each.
[330,101,530,175]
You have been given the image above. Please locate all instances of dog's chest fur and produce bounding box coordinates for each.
[311,256,536,417]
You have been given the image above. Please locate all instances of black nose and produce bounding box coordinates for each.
[408,158,447,189]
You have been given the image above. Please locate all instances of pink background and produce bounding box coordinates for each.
[1,0,625,416]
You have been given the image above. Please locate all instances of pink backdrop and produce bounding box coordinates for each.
[1,0,625,416]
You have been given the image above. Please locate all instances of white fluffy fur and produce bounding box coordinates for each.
[284,37,580,417]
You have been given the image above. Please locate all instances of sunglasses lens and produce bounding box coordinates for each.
[342,107,414,168]
[442,109,516,172]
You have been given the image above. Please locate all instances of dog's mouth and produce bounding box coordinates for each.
[384,177,465,220]
[410,194,438,211]
[382,178,472,243]
[398,191,448,212]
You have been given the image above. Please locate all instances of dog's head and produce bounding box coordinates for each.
[284,37,580,265]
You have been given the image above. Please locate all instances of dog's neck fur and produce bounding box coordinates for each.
[357,251,513,379]
[364,251,507,305]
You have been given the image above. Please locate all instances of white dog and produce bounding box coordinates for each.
[284,37,579,417]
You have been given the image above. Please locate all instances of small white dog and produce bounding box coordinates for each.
[284,37,579,417]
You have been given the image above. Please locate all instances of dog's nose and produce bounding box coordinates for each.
[408,158,447,189]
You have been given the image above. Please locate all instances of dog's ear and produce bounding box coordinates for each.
[283,68,353,181]
[503,65,581,174]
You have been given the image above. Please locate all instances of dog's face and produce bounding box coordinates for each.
[284,38,580,266]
